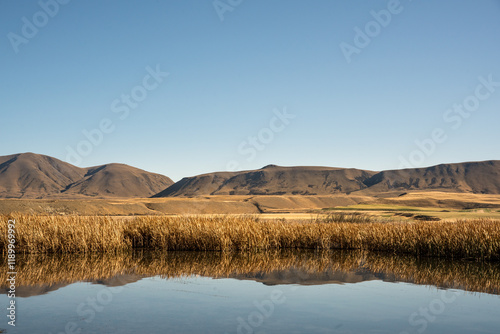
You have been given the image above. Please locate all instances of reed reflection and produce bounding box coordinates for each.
[1,250,499,297]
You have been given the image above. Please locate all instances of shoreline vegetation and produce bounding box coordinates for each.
[1,214,500,260]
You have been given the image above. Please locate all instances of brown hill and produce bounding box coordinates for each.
[155,171,240,197]
[154,165,376,197]
[154,161,500,197]
[0,153,85,198]
[362,161,500,194]
[61,163,174,198]
[3,153,500,199]
[0,153,173,198]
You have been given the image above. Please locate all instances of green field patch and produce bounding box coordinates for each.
[322,204,424,212]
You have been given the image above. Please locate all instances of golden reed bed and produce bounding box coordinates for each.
[1,214,500,260]
[1,250,499,295]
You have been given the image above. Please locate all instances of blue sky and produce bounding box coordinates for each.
[1,0,499,181]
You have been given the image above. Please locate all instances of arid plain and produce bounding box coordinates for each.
[1,153,500,221]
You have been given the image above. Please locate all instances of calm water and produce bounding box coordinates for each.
[1,251,499,334]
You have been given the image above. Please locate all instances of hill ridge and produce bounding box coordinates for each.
[0,153,173,199]
[154,161,500,197]
[154,165,378,197]
[1,153,499,198]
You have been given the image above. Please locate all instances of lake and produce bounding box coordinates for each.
[1,250,499,333]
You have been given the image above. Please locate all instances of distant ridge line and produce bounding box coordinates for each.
[0,153,173,199]
[0,153,499,198]
[154,160,500,197]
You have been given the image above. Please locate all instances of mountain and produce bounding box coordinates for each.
[0,153,85,198]
[0,153,173,198]
[153,165,377,197]
[361,161,500,194]
[2,153,500,199]
[60,163,174,198]
[154,160,500,197]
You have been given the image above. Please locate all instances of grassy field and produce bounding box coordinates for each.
[321,204,500,221]
[2,214,500,260]
[1,191,500,220]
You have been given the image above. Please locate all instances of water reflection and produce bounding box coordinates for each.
[1,250,499,297]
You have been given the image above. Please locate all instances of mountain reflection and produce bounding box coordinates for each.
[1,250,499,297]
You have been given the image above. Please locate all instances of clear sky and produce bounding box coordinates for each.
[1,0,499,181]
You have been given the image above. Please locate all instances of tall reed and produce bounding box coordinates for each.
[1,214,499,260]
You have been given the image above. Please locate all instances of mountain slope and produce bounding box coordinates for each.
[2,153,500,199]
[154,165,377,197]
[154,161,500,197]
[62,163,174,198]
[153,171,240,197]
[0,153,86,198]
[361,161,500,194]
[0,153,173,198]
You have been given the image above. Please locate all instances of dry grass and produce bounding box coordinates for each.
[0,215,128,253]
[1,214,500,260]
